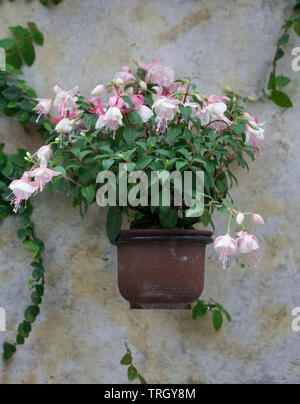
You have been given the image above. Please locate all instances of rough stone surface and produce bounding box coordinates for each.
[0,0,299,384]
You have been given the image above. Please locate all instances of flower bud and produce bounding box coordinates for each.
[236,212,245,225]
[140,80,147,91]
[247,96,257,103]
[115,78,124,86]
[224,86,233,94]
[91,84,105,96]
[252,214,264,225]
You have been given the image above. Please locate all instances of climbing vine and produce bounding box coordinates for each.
[121,344,147,384]
[8,0,63,6]
[264,0,300,107]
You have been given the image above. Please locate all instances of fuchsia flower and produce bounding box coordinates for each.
[139,59,175,89]
[33,99,52,121]
[114,66,136,84]
[244,113,265,149]
[28,157,61,192]
[237,231,260,265]
[55,118,74,134]
[35,145,53,161]
[96,106,124,136]
[9,173,38,213]
[53,85,78,117]
[88,98,105,115]
[109,96,125,109]
[152,96,180,132]
[198,95,232,130]
[214,234,238,270]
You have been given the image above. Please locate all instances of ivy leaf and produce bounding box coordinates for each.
[277,33,290,46]
[274,48,284,62]
[213,310,223,331]
[128,365,138,382]
[294,21,300,36]
[275,75,291,88]
[120,352,132,366]
[3,343,16,360]
[20,40,35,66]
[0,38,17,50]
[270,90,293,108]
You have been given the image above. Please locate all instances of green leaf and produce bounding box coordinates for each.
[192,301,208,319]
[20,40,35,66]
[6,51,22,69]
[231,122,245,137]
[2,86,22,101]
[277,34,290,46]
[9,26,30,39]
[128,110,144,126]
[106,207,122,244]
[31,30,44,46]
[3,343,16,360]
[222,309,232,323]
[275,75,291,88]
[24,305,40,324]
[213,310,223,331]
[0,38,17,50]
[294,21,300,36]
[81,185,95,204]
[160,209,178,229]
[270,90,293,108]
[16,335,25,345]
[120,352,132,366]
[128,365,138,382]
[137,374,147,384]
[18,100,33,111]
[274,48,284,62]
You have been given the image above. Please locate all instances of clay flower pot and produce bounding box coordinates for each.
[116,229,213,310]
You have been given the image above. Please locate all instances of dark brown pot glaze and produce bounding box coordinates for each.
[116,229,213,310]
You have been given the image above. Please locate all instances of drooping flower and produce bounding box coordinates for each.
[28,157,61,192]
[53,85,78,117]
[33,99,52,122]
[237,231,260,265]
[55,118,74,134]
[114,66,136,84]
[88,98,106,115]
[152,96,180,133]
[96,106,123,136]
[109,96,125,110]
[252,214,265,225]
[198,95,232,130]
[9,173,38,213]
[35,145,53,161]
[214,234,238,270]
[140,59,175,88]
[136,105,154,123]
[91,84,105,96]
[245,124,265,148]
[244,113,265,148]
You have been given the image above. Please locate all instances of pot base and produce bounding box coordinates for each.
[130,302,192,310]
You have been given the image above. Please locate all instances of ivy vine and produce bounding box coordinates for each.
[121,344,147,384]
[264,0,300,107]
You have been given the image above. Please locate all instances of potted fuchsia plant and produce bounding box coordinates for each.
[6,59,265,323]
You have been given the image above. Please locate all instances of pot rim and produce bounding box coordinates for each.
[117,229,213,245]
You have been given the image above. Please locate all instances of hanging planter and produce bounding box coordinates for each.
[3,59,266,359]
[117,229,213,309]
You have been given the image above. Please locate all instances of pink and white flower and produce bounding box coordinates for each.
[33,99,52,122]
[140,59,175,88]
[96,106,123,135]
[53,85,78,117]
[114,66,136,85]
[237,231,260,265]
[28,157,61,192]
[9,173,38,213]
[55,118,73,134]
[152,96,180,133]
[214,234,238,270]
[35,145,53,161]
[244,113,265,148]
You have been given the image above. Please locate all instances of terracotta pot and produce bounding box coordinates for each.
[116,229,213,310]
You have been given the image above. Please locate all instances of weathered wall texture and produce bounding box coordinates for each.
[0,0,299,384]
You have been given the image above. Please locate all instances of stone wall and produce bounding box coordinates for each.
[0,0,299,384]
